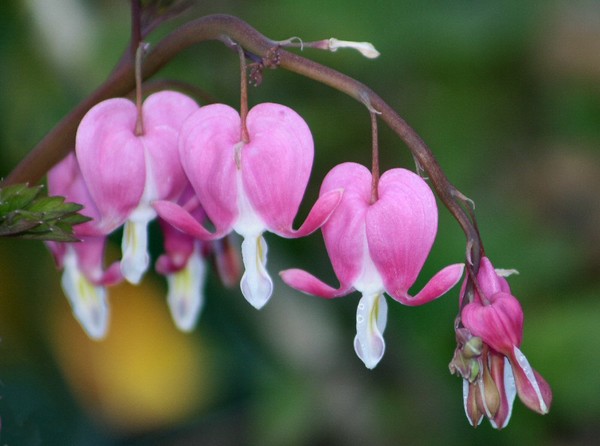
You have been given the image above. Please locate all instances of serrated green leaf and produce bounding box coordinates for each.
[0,183,92,242]
[0,184,43,214]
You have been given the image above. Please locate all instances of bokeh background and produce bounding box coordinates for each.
[1,0,599,444]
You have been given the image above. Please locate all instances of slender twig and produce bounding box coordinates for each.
[2,14,483,272]
[237,44,250,144]
[370,111,379,204]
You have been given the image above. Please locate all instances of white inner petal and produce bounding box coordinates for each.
[352,232,384,295]
[167,245,207,332]
[61,247,109,340]
[240,234,273,309]
[121,205,155,285]
[233,166,266,237]
[353,291,388,369]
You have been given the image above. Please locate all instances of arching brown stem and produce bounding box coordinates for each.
[2,14,483,274]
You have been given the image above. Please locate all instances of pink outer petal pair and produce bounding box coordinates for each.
[155,102,341,240]
[281,162,464,303]
[154,102,341,310]
[75,91,198,234]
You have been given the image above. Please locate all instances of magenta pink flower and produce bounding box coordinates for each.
[46,153,122,339]
[460,257,552,428]
[281,162,464,368]
[154,103,342,309]
[76,91,198,284]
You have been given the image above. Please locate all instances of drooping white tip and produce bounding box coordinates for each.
[328,38,381,59]
[240,234,273,309]
[61,248,109,340]
[121,211,153,285]
[353,292,388,369]
[166,247,207,332]
[495,268,519,277]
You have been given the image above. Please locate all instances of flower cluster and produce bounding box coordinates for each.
[47,91,343,339]
[47,84,550,429]
[47,90,463,367]
[449,257,552,428]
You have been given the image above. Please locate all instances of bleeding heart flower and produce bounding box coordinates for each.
[155,188,208,332]
[154,102,342,309]
[281,162,464,368]
[75,91,198,284]
[46,153,122,339]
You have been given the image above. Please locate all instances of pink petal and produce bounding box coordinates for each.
[76,98,146,233]
[241,103,314,233]
[476,257,511,303]
[279,268,353,298]
[73,236,123,286]
[153,200,222,240]
[509,346,552,415]
[461,292,524,354]
[320,162,373,289]
[275,188,343,238]
[366,168,439,298]
[389,263,464,306]
[47,153,104,237]
[178,104,240,235]
[139,91,199,202]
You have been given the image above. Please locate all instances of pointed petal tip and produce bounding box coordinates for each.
[166,249,207,332]
[511,346,553,415]
[276,188,344,238]
[280,268,348,298]
[390,262,465,306]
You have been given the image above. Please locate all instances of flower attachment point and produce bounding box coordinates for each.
[278,36,380,59]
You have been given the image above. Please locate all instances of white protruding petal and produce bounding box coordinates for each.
[61,247,109,340]
[240,234,273,309]
[353,292,388,369]
[328,38,381,58]
[490,358,517,429]
[166,246,207,332]
[495,268,519,277]
[121,206,155,284]
[513,345,548,413]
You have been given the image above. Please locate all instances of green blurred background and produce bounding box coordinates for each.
[1,0,599,444]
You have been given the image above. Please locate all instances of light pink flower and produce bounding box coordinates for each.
[76,91,198,284]
[155,189,207,332]
[154,103,342,309]
[281,162,464,368]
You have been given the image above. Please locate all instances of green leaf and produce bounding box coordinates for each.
[0,183,92,242]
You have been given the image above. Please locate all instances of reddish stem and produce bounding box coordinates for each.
[370,111,379,204]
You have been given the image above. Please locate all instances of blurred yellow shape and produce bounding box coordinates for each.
[49,276,213,434]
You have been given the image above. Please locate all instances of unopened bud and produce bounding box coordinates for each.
[463,336,483,359]
[327,38,381,58]
[481,362,501,417]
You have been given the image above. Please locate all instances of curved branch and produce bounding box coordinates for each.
[3,14,482,271]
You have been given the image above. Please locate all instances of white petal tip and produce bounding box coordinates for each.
[240,235,274,309]
[166,251,207,332]
[328,38,381,58]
